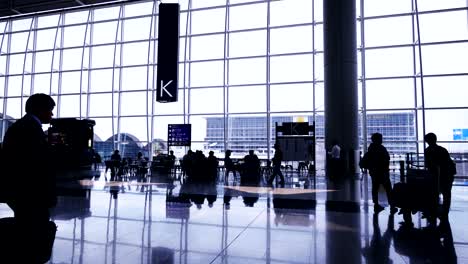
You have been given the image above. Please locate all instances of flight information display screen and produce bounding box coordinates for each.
[168,124,191,146]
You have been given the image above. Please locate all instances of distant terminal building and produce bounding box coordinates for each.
[205,112,416,156]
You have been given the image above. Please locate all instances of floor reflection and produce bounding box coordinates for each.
[0,171,467,264]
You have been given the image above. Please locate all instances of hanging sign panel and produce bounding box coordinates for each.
[156,3,180,103]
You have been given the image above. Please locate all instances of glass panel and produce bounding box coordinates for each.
[270,54,313,83]
[34,51,53,73]
[121,66,148,91]
[36,29,57,51]
[89,93,114,117]
[90,69,116,92]
[122,42,148,66]
[419,11,468,43]
[315,83,325,111]
[50,73,59,95]
[314,0,323,22]
[6,76,22,97]
[123,17,152,41]
[65,11,89,25]
[180,11,188,36]
[10,32,30,53]
[61,71,84,94]
[365,16,413,47]
[365,47,414,77]
[270,0,313,26]
[229,58,266,85]
[270,83,314,112]
[0,77,4,96]
[229,30,266,57]
[204,116,224,154]
[120,117,148,142]
[24,53,33,73]
[191,8,226,35]
[426,109,468,142]
[59,94,81,117]
[91,45,116,68]
[365,110,417,154]
[120,91,148,116]
[62,48,83,71]
[154,89,184,115]
[21,75,31,96]
[421,43,468,75]
[125,2,154,18]
[0,55,5,75]
[365,78,415,110]
[190,115,221,144]
[63,25,87,47]
[153,115,185,142]
[12,18,32,32]
[94,6,121,22]
[92,117,114,142]
[190,88,223,114]
[424,76,468,108]
[192,0,225,8]
[5,97,22,119]
[37,14,60,28]
[8,54,25,75]
[229,86,266,113]
[93,21,119,45]
[227,114,267,156]
[190,61,224,87]
[191,34,224,61]
[270,25,313,54]
[364,0,411,17]
[33,73,51,94]
[418,1,467,11]
[314,53,324,81]
[230,3,266,31]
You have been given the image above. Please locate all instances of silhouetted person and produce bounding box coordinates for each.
[268,143,284,186]
[207,151,219,182]
[1,93,57,263]
[224,150,237,182]
[362,133,396,213]
[361,213,395,264]
[424,133,456,218]
[135,152,147,182]
[181,150,194,178]
[93,150,102,170]
[192,150,207,181]
[242,150,260,186]
[110,149,121,180]
[328,140,342,179]
[168,150,176,174]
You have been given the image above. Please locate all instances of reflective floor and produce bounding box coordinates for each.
[0,170,467,264]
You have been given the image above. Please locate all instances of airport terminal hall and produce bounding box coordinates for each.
[1,0,468,263]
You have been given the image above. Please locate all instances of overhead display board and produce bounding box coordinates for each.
[168,124,191,146]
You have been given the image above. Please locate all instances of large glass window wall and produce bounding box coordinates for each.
[0,0,467,175]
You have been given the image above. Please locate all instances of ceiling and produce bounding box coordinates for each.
[0,0,131,18]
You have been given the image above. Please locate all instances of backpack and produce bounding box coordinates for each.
[359,152,369,169]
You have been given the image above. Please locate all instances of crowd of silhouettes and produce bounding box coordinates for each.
[181,150,219,183]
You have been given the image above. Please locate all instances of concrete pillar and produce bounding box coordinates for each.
[323,0,359,177]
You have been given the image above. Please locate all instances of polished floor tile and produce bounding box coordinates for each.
[0,171,466,263]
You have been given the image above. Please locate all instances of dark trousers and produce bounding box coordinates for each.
[441,181,454,215]
[6,202,54,263]
[269,164,284,184]
[371,175,393,206]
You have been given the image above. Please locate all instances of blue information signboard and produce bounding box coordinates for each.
[453,129,468,140]
[168,124,191,146]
